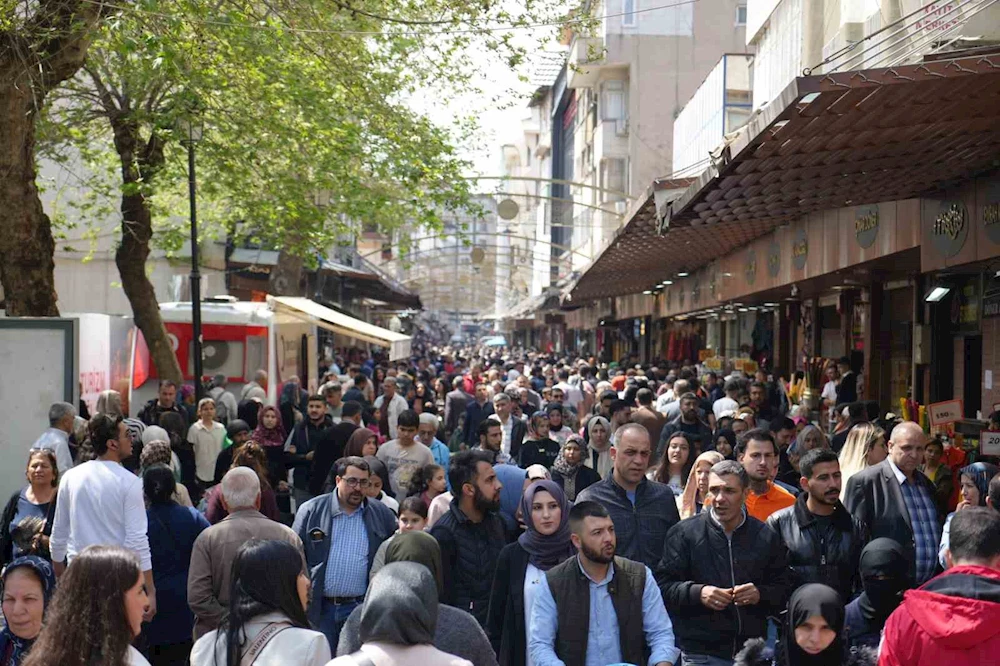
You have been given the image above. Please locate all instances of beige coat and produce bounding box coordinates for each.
[187,509,304,638]
[326,642,472,666]
[191,612,330,666]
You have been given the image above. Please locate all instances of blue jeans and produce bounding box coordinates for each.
[682,653,734,666]
[318,598,361,651]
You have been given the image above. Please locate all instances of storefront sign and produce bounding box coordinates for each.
[767,240,781,278]
[746,249,757,285]
[985,292,1000,318]
[699,349,716,361]
[928,399,964,426]
[981,430,1000,456]
[704,357,723,370]
[984,182,1000,245]
[927,200,969,258]
[234,264,272,280]
[792,228,808,270]
[855,205,880,248]
[733,358,759,373]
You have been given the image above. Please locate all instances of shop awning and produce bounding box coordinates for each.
[568,49,1000,303]
[267,296,411,360]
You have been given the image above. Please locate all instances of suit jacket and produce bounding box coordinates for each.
[843,459,939,582]
[444,389,471,435]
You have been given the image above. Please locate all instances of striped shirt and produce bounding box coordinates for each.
[323,502,369,597]
[889,458,940,584]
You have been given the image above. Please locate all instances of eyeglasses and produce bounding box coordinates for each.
[341,477,372,488]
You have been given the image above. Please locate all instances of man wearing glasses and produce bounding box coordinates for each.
[293,455,397,650]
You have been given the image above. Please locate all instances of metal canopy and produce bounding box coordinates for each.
[568,50,1000,303]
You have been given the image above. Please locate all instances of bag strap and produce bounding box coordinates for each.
[349,650,377,666]
[240,622,293,666]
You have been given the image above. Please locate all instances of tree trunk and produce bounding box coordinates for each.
[0,4,108,315]
[269,249,308,297]
[109,115,184,384]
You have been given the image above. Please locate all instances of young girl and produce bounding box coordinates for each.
[407,464,446,508]
[370,496,429,578]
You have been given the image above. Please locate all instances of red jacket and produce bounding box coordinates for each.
[880,564,1000,666]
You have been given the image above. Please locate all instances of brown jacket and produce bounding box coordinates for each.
[187,508,304,639]
[631,406,667,450]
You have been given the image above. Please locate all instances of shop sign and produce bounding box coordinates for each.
[767,240,781,278]
[704,357,723,370]
[733,358,759,373]
[927,200,969,258]
[234,263,272,280]
[855,205,879,248]
[792,228,808,270]
[745,249,757,285]
[984,181,1000,245]
[698,349,716,361]
[928,399,963,427]
[982,431,1000,457]
[985,292,1000,318]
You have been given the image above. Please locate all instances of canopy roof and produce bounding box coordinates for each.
[268,296,411,360]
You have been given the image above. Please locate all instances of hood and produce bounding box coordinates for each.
[902,566,1000,649]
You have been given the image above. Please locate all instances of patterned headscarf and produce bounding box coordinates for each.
[960,462,1000,506]
[0,556,56,665]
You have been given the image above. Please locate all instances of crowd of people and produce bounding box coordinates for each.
[4,347,1000,666]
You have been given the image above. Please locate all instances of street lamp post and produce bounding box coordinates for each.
[178,115,204,402]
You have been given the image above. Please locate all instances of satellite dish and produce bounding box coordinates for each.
[497,198,519,220]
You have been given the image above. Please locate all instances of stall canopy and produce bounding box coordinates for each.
[267,296,411,360]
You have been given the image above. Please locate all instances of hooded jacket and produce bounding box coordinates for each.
[879,564,1000,666]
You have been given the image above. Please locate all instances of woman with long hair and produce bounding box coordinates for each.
[22,545,151,666]
[649,432,696,495]
[142,465,210,665]
[190,539,330,666]
[1,451,58,564]
[344,429,379,459]
[550,436,600,502]
[486,480,575,666]
[205,443,280,523]
[679,451,725,519]
[938,461,1000,569]
[838,424,887,501]
[0,556,56,666]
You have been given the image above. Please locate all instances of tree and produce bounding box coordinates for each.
[0,0,111,314]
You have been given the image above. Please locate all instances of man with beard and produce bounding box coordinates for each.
[657,460,789,665]
[748,381,775,431]
[309,401,363,496]
[766,449,867,599]
[528,501,679,666]
[430,449,510,626]
[737,429,796,522]
[658,392,714,462]
[293,456,396,649]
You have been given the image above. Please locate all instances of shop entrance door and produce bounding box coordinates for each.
[965,336,983,418]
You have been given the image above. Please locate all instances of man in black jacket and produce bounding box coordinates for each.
[430,449,510,626]
[576,423,680,568]
[309,401,361,496]
[767,449,866,599]
[658,459,789,664]
[287,394,332,507]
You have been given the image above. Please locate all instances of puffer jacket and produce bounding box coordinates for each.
[734,637,878,666]
[657,510,790,661]
[880,564,1000,666]
[766,493,867,599]
[430,498,510,626]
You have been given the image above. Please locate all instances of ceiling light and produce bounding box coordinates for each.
[677,272,689,277]
[661,280,673,286]
[925,286,951,302]
[643,290,653,295]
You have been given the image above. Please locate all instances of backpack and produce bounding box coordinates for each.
[209,387,230,424]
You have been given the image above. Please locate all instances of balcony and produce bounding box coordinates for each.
[567,34,605,89]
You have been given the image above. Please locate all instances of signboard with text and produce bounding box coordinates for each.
[981,430,1000,456]
[929,399,964,427]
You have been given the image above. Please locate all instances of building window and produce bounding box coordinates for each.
[600,158,628,202]
[622,0,637,27]
[736,2,747,25]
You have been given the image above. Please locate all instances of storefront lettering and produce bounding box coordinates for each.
[927,199,969,258]
[745,249,757,285]
[934,203,967,240]
[985,186,1000,244]
[855,205,879,248]
[767,240,781,277]
[792,228,808,270]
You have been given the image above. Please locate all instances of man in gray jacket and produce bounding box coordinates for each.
[187,468,303,638]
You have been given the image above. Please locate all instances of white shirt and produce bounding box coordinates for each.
[49,460,151,570]
[822,380,838,403]
[524,563,545,666]
[713,396,739,420]
[374,393,409,439]
[128,646,151,666]
[499,415,514,456]
[187,420,227,482]
[31,428,74,475]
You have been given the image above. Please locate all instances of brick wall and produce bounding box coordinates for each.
[985,318,1000,417]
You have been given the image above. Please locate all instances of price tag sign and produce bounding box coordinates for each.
[982,430,1000,456]
[928,399,963,427]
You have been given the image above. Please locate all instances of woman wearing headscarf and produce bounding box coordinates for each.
[550,436,600,501]
[338,532,497,666]
[735,583,876,666]
[583,415,613,479]
[679,451,724,519]
[327,562,472,666]
[139,441,192,507]
[844,538,910,650]
[712,428,737,460]
[253,404,288,488]
[343,429,378,458]
[0,556,55,666]
[937,461,1000,569]
[236,399,261,430]
[486,480,575,666]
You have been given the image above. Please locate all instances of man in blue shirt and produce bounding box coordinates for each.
[418,412,452,489]
[528,500,678,666]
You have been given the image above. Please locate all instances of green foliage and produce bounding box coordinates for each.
[36,0,581,258]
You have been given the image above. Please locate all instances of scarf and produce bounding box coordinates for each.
[384,531,444,595]
[680,451,724,519]
[960,462,1000,505]
[551,436,585,498]
[518,480,576,571]
[856,538,909,627]
[359,562,437,646]
[586,416,613,479]
[0,556,55,666]
[784,584,845,666]
[252,405,286,448]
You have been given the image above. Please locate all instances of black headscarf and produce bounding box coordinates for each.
[856,538,909,628]
[784,584,844,666]
[237,399,260,430]
[359,562,437,646]
[713,428,737,460]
